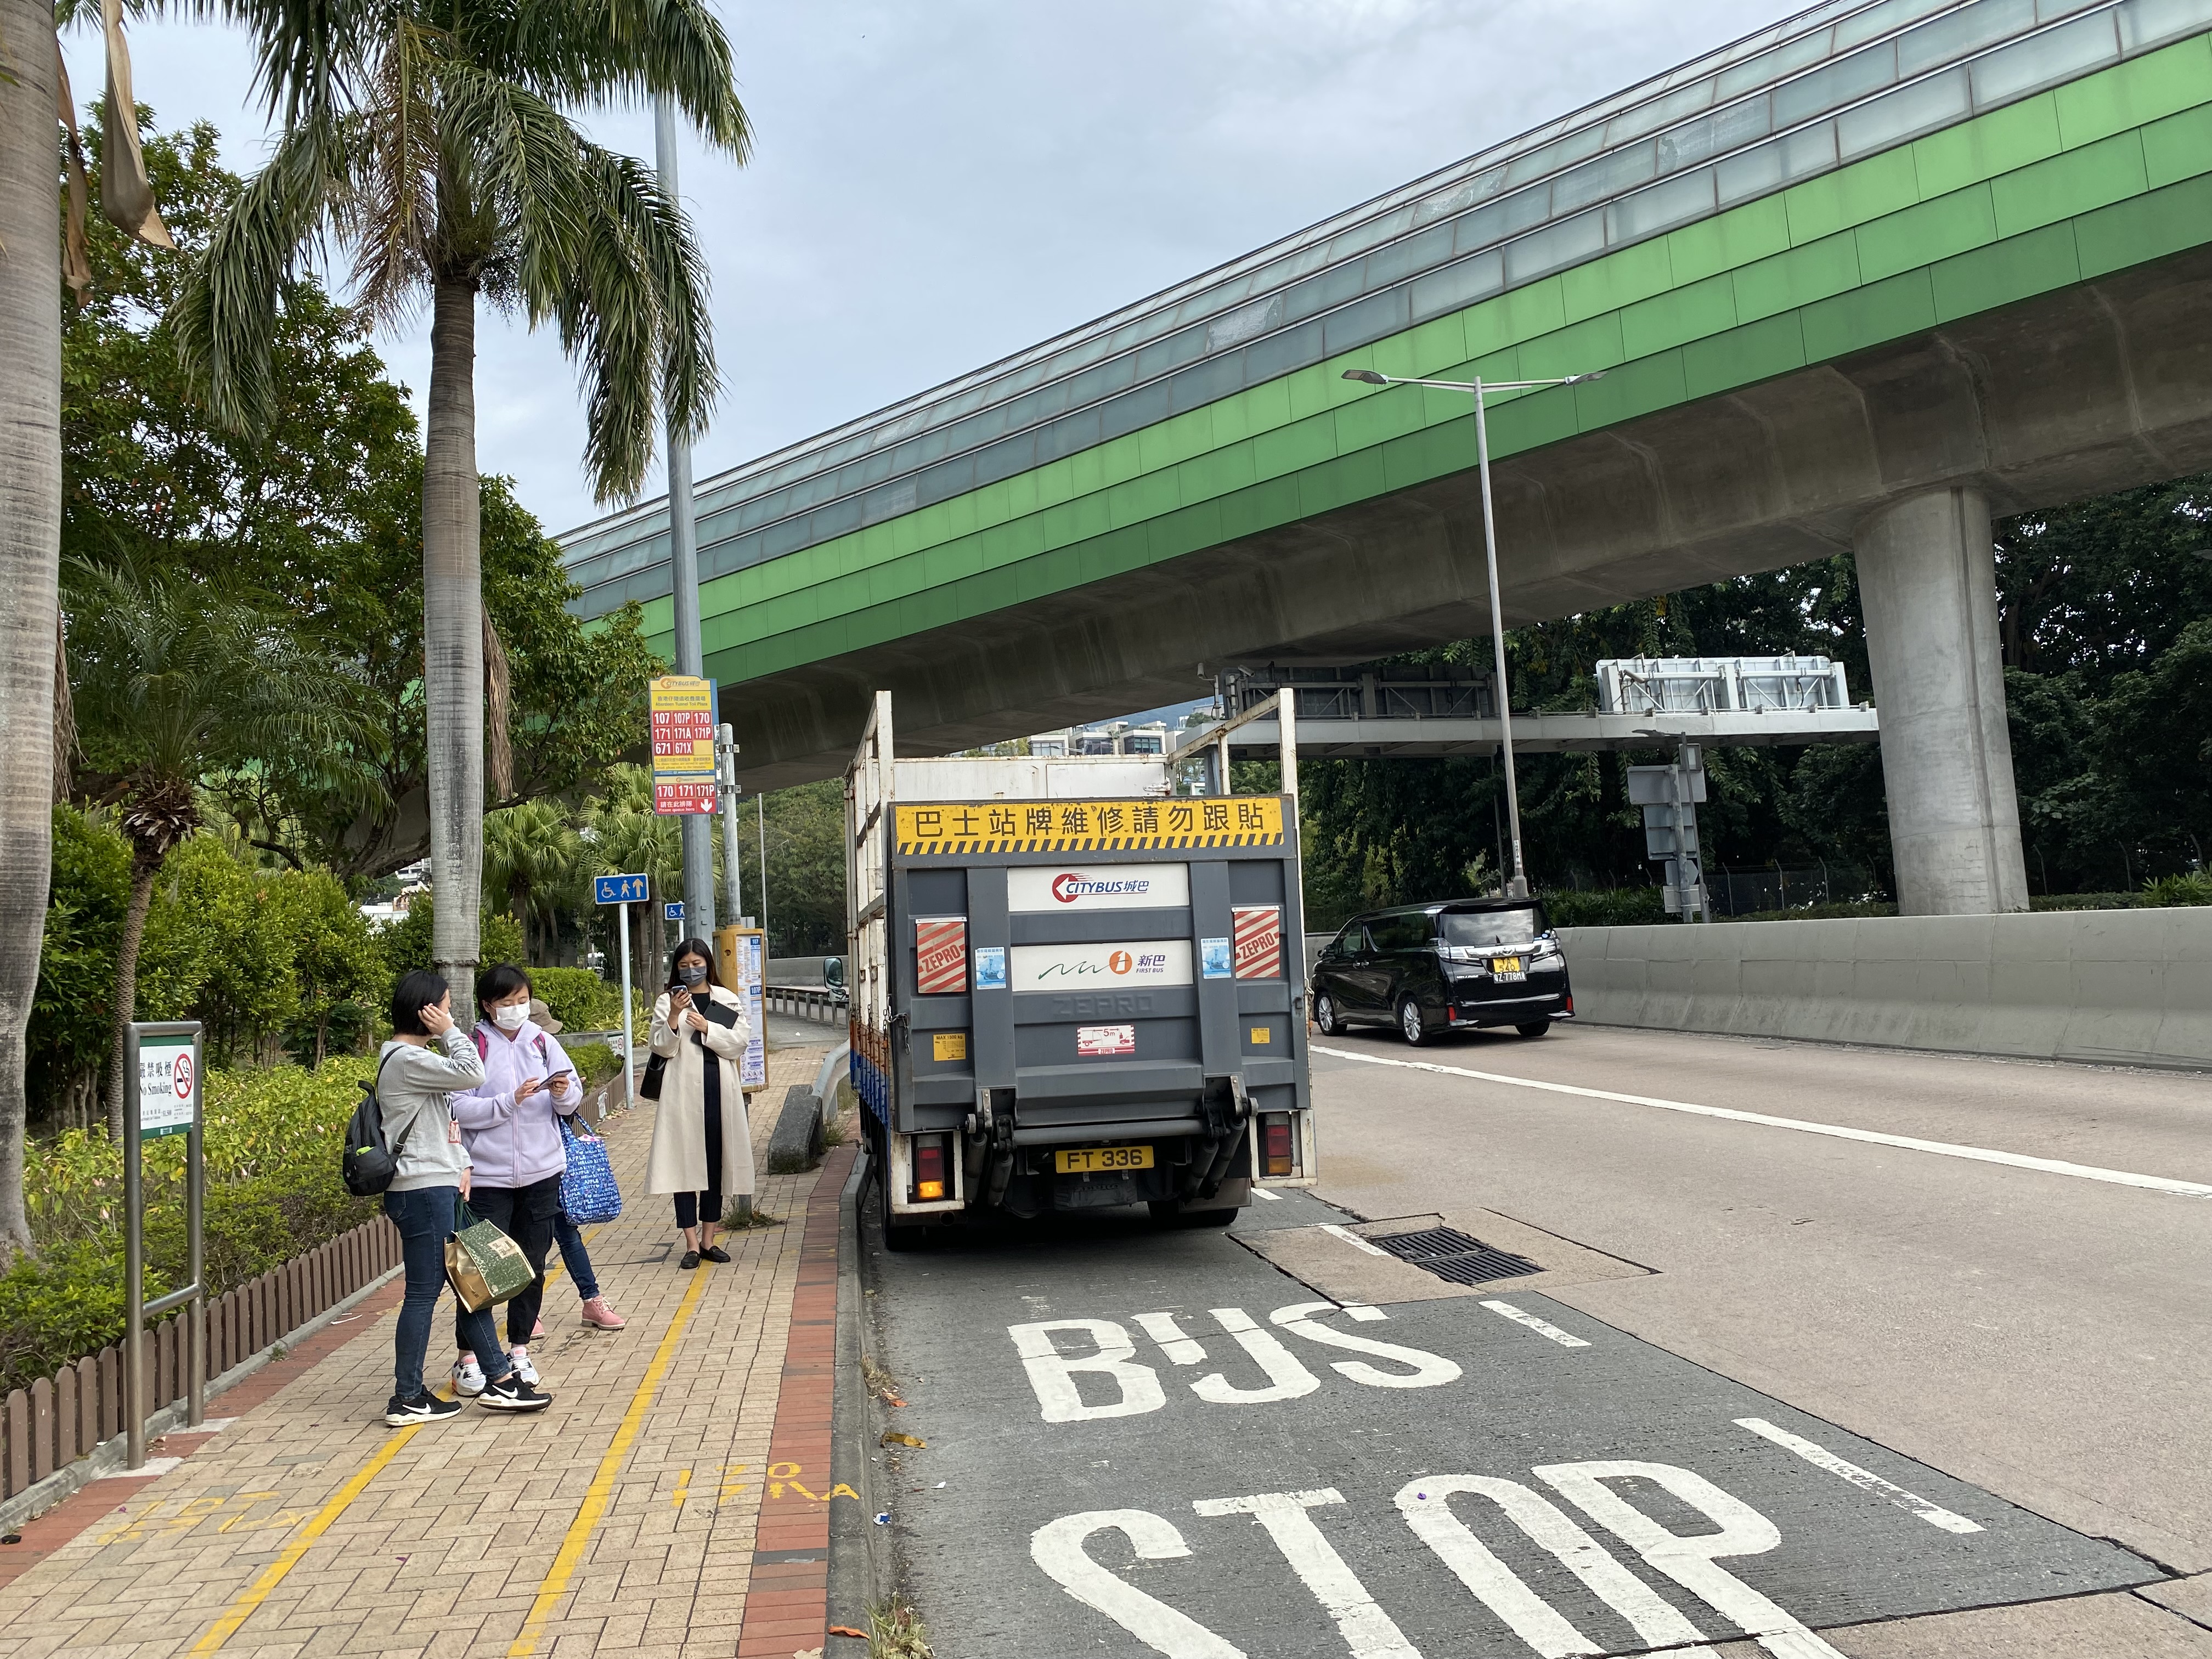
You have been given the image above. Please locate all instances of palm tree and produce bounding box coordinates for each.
[172,0,748,984]
[484,798,582,961]
[65,563,368,1137]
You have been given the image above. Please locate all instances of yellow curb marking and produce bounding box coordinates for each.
[508,1263,712,1657]
[189,1423,424,1654]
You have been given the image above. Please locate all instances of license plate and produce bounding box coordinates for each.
[1491,956,1523,974]
[1056,1145,1154,1174]
[1493,971,1527,983]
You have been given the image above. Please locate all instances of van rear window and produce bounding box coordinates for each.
[1440,907,1544,949]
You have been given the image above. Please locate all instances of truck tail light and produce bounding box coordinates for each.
[913,1135,949,1201]
[1262,1115,1294,1177]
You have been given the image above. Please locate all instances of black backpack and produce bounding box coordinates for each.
[342,1052,425,1197]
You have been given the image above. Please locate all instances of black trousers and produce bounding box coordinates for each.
[673,1065,725,1231]
[456,1173,562,1348]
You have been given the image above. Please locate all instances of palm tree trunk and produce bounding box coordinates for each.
[423,275,484,984]
[107,853,157,1142]
[0,0,63,1256]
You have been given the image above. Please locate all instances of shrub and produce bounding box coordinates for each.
[2,1059,379,1393]
[570,1040,624,1090]
[2142,871,2212,906]
[529,966,624,1031]
[1541,888,1667,929]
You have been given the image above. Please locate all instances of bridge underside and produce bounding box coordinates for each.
[728,243,2212,793]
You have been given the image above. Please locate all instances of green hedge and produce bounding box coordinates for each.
[2,1059,381,1393]
[529,966,625,1032]
[1539,888,1666,928]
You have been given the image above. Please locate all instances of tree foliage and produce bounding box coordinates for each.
[63,114,661,884]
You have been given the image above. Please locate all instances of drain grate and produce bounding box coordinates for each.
[1368,1226,1542,1285]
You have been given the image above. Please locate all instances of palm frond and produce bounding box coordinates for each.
[477,0,752,159]
[334,14,442,324]
[169,116,347,431]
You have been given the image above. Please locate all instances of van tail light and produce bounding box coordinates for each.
[1564,995,1575,1014]
[913,1135,949,1201]
[1262,1115,1294,1177]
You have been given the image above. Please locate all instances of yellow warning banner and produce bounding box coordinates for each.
[895,797,1284,857]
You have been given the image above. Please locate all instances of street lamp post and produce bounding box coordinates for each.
[1342,366,1606,899]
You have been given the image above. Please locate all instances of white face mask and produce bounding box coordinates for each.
[492,1002,529,1031]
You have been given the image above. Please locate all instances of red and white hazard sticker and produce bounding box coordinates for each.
[915,917,969,994]
[1232,905,1282,978]
[1076,1024,1136,1056]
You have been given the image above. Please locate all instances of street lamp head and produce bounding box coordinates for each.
[1560,370,1608,385]
[1341,369,1391,385]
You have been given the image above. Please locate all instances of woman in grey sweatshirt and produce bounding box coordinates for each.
[374,970,552,1424]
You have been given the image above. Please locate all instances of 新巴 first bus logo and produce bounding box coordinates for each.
[1051,872,1153,903]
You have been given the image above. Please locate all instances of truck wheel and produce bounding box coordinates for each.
[1515,1020,1552,1039]
[1398,997,1430,1046]
[1314,993,1341,1035]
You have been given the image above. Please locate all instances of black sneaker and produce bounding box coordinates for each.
[478,1373,553,1412]
[385,1392,464,1427]
[680,1250,701,1269]
[699,1245,730,1264]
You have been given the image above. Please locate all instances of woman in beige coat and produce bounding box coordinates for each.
[646,938,754,1269]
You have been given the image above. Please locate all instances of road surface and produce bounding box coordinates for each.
[857,1023,2212,1657]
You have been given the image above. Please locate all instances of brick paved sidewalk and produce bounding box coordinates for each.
[0,1042,850,1659]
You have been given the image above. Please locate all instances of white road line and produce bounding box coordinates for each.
[1319,1223,1394,1258]
[1480,1300,1592,1348]
[1312,1044,2212,1199]
[1251,1186,1285,1200]
[1735,1418,1984,1534]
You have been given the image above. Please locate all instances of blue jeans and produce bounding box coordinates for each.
[383,1186,512,1401]
[554,1210,600,1301]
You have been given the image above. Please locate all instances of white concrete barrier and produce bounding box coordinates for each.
[1558,908,2212,1070]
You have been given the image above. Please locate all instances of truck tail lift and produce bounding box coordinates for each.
[846,689,1315,1249]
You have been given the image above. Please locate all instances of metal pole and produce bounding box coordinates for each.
[757,792,771,950]
[186,1040,205,1426]
[618,900,636,1115]
[124,1026,145,1470]
[657,94,716,944]
[1470,382,1530,899]
[717,723,744,922]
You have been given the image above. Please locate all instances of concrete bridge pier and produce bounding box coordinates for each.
[1855,486,2030,917]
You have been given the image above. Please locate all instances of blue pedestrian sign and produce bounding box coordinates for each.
[664,901,685,922]
[594,873,649,905]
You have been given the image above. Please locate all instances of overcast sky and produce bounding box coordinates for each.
[76,0,1779,541]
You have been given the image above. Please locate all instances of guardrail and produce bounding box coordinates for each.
[766,985,847,1026]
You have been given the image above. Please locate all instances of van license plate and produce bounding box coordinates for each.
[1056,1146,1154,1174]
[1490,956,1523,974]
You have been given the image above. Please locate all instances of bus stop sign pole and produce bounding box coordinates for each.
[126,1019,206,1470]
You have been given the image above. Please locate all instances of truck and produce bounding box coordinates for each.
[845,691,1316,1248]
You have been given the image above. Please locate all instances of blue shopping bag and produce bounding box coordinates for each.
[558,1115,623,1223]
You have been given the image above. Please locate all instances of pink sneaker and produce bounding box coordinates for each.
[580,1296,627,1330]
[530,1317,545,1340]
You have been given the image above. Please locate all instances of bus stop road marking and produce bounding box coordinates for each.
[1736,1418,1984,1534]
[1310,1045,2212,1198]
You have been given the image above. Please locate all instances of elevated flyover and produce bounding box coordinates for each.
[562,0,2212,911]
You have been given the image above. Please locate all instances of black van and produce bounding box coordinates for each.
[1310,899,1571,1045]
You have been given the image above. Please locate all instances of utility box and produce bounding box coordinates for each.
[846,692,1314,1249]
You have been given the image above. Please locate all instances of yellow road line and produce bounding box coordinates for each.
[189,1422,423,1654]
[507,1265,712,1657]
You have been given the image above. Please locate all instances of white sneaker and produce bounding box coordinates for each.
[509,1348,540,1386]
[452,1355,487,1397]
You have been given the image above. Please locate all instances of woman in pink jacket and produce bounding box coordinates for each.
[446,964,584,1395]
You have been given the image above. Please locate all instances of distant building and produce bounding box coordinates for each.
[359,879,429,933]
[1028,720,1170,758]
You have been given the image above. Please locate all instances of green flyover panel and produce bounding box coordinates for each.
[650,36,2212,682]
